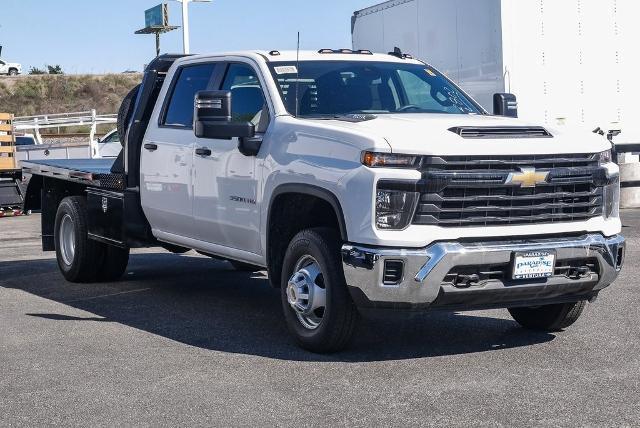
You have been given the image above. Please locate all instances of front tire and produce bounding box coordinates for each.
[508,301,587,331]
[280,228,358,353]
[8,69,18,76]
[55,196,104,283]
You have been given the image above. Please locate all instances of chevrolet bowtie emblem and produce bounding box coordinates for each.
[505,167,549,188]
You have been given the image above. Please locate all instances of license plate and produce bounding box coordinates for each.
[512,251,555,280]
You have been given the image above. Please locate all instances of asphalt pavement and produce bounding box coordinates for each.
[1,212,639,426]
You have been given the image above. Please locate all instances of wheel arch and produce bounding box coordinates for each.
[266,183,348,288]
[267,183,348,242]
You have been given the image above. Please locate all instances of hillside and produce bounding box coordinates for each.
[0,74,142,117]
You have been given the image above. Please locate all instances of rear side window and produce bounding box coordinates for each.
[163,63,216,127]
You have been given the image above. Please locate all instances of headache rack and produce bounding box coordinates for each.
[413,153,607,227]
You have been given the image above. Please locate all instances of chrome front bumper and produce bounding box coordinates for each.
[341,234,625,309]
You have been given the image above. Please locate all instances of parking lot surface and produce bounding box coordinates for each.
[1,212,639,426]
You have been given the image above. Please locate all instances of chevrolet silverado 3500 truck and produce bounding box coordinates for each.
[22,51,625,352]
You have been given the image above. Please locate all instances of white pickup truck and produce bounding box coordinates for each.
[0,59,22,76]
[22,51,625,352]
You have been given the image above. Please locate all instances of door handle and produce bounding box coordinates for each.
[195,147,212,157]
[144,143,158,151]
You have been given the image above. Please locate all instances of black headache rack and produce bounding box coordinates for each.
[22,54,189,252]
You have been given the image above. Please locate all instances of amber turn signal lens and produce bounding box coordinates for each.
[361,151,418,168]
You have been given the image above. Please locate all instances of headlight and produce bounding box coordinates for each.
[375,182,419,229]
[603,175,620,219]
[597,149,620,219]
[598,149,613,164]
[362,151,419,168]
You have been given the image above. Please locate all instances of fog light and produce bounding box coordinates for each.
[383,260,404,285]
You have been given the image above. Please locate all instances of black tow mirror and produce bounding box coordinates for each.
[493,93,518,118]
[194,90,255,139]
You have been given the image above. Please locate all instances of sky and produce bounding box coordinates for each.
[0,0,377,74]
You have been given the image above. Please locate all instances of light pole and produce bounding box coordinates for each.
[172,0,212,54]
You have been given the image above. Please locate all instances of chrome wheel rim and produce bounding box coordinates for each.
[287,255,327,330]
[59,214,76,266]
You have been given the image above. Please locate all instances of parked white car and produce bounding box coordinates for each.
[0,59,22,76]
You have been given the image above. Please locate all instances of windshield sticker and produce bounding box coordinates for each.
[425,69,437,77]
[274,65,298,75]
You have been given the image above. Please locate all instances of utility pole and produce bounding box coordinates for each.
[172,0,212,55]
[181,0,190,54]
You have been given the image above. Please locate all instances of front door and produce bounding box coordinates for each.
[140,62,217,239]
[192,62,269,254]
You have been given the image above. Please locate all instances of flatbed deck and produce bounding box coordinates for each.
[22,159,125,190]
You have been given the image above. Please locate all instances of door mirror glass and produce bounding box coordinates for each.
[493,93,518,117]
[194,90,255,139]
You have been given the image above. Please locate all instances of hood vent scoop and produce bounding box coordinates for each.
[448,126,553,139]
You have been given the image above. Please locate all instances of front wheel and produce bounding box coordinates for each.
[280,228,358,353]
[508,301,587,332]
[8,69,18,76]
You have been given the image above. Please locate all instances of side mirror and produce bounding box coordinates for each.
[194,90,255,139]
[493,93,518,118]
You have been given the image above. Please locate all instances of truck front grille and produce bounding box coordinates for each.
[413,154,606,227]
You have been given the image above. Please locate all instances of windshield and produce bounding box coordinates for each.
[268,61,483,118]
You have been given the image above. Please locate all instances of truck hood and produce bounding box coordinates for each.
[314,113,610,156]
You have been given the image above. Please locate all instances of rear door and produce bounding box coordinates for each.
[192,62,270,254]
[140,62,218,239]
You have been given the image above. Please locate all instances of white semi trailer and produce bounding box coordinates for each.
[352,0,640,205]
[352,0,639,134]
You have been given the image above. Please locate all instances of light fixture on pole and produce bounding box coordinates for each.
[171,0,212,54]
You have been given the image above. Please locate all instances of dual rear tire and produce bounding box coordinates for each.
[54,196,129,283]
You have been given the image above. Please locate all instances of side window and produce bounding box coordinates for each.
[163,63,216,128]
[221,64,267,127]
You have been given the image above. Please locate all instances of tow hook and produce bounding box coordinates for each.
[454,274,480,288]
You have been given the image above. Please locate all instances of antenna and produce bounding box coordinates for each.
[295,31,300,118]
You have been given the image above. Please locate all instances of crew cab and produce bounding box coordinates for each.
[0,59,22,76]
[22,51,625,352]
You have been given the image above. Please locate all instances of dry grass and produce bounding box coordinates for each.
[0,74,142,117]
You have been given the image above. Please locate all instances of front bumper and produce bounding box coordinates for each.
[341,234,625,310]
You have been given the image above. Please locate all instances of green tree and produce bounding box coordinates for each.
[29,66,47,75]
[47,65,64,75]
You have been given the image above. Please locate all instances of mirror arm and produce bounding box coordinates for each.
[238,135,262,157]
